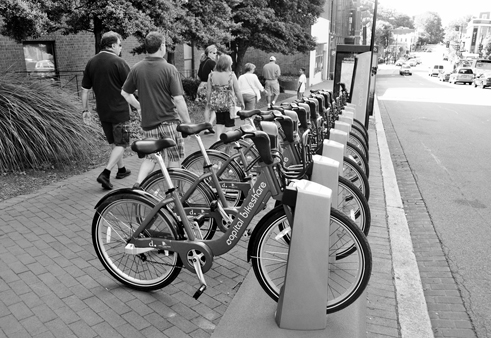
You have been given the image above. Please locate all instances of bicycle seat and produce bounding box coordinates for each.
[131,138,177,157]
[270,106,284,113]
[237,109,261,119]
[177,122,213,137]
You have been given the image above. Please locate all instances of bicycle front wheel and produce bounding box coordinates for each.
[92,193,182,291]
[249,206,372,314]
[338,176,371,236]
[346,141,369,178]
[343,156,370,201]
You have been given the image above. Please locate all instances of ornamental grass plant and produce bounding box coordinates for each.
[0,73,104,172]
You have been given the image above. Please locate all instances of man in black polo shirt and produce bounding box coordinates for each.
[81,31,132,190]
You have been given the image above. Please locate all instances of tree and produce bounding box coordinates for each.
[1,0,325,76]
[228,0,325,75]
[444,15,472,45]
[414,12,444,44]
[374,20,393,50]
[0,0,236,55]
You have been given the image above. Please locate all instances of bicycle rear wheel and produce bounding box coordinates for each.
[92,193,182,291]
[140,169,218,240]
[210,139,260,170]
[249,206,372,314]
[181,150,246,207]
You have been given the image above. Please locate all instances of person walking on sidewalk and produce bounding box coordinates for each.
[238,63,268,110]
[81,31,132,190]
[297,67,307,100]
[197,45,219,134]
[121,31,191,188]
[262,56,281,108]
[207,54,244,141]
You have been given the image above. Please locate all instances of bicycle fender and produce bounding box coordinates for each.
[94,188,160,209]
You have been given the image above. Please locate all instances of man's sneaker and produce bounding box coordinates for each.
[116,168,131,179]
[97,173,113,190]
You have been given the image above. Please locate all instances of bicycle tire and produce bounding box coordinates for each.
[351,123,369,143]
[349,132,369,160]
[92,193,182,291]
[338,176,371,236]
[343,156,370,201]
[352,119,367,135]
[210,139,260,170]
[346,141,369,178]
[140,168,218,240]
[249,206,372,314]
[181,149,246,207]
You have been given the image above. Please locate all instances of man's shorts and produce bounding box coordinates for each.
[265,79,280,96]
[101,121,130,147]
[142,121,184,163]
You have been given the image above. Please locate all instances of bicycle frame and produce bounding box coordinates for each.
[125,151,284,273]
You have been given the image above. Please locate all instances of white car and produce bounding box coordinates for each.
[428,64,444,77]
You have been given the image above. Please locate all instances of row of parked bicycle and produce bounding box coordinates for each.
[91,86,373,314]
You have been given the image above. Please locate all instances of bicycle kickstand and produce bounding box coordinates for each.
[191,252,208,300]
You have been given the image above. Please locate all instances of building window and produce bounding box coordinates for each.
[23,41,56,78]
[315,43,326,73]
[182,44,195,78]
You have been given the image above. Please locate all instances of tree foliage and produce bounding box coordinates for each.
[443,15,472,44]
[414,12,444,44]
[0,0,236,54]
[228,0,325,74]
[374,20,393,49]
[0,0,325,75]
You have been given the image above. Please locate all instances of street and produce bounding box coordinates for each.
[377,53,491,338]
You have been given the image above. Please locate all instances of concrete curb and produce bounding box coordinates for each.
[374,96,434,338]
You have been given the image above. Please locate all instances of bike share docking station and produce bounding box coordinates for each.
[275,179,332,330]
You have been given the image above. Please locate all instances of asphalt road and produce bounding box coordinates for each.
[376,56,491,338]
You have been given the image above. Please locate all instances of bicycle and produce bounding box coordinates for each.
[92,126,372,313]
[174,111,370,236]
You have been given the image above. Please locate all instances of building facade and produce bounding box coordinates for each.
[463,12,491,55]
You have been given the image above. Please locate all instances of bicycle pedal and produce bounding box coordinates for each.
[193,284,207,300]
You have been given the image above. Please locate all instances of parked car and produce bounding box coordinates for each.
[428,64,444,76]
[32,60,55,78]
[473,71,491,89]
[438,70,452,82]
[395,59,405,66]
[449,68,474,85]
[399,64,412,76]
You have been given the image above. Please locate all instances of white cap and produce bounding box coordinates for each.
[270,56,276,61]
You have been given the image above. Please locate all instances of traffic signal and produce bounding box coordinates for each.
[446,41,450,48]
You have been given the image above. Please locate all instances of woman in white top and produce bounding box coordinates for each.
[238,63,268,110]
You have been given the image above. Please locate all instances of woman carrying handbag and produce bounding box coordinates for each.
[206,54,245,141]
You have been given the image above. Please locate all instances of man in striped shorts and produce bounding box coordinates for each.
[121,31,191,188]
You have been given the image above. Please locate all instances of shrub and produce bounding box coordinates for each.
[181,77,201,100]
[0,73,104,172]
